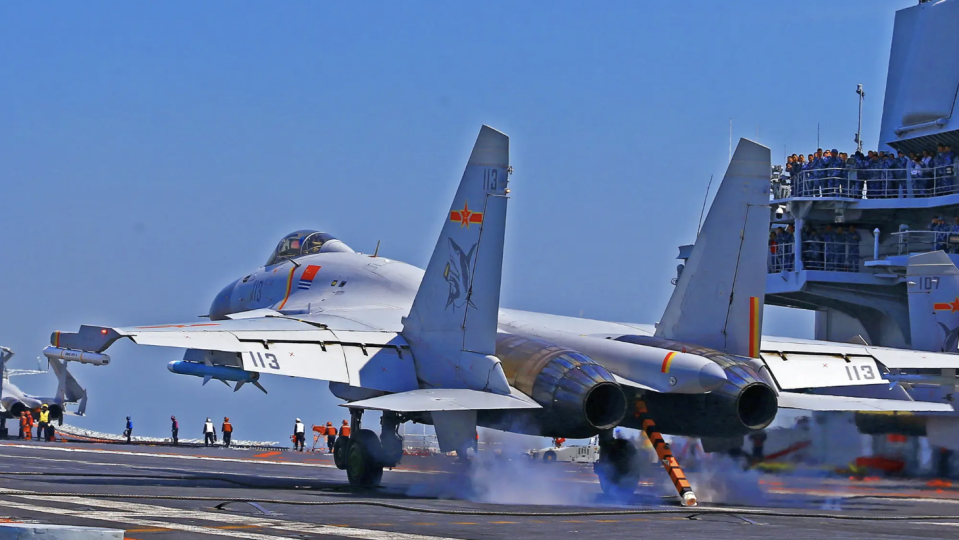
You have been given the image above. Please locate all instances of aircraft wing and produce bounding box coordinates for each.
[778,392,955,413]
[50,314,421,394]
[760,337,959,390]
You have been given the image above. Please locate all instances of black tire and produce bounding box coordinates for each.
[333,435,349,470]
[346,429,384,488]
[595,438,641,498]
[543,451,557,463]
[380,431,404,468]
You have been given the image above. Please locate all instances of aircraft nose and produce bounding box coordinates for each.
[209,280,238,321]
[698,362,727,391]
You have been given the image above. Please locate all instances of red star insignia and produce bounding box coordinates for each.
[449,201,484,228]
[933,297,959,312]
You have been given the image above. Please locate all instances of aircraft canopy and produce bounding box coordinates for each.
[266,230,348,266]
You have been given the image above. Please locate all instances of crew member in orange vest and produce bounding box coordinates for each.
[19,412,31,440]
[339,420,351,438]
[325,421,337,453]
[222,417,233,447]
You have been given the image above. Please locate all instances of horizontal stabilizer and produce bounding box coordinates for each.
[778,392,955,413]
[341,388,541,412]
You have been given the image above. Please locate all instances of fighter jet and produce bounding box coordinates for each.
[49,127,959,500]
[1,346,89,430]
[845,251,959,455]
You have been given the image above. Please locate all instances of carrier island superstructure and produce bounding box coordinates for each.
[678,0,959,475]
[767,0,959,353]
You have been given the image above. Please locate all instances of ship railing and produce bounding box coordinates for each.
[890,230,959,256]
[773,162,957,200]
[767,240,862,273]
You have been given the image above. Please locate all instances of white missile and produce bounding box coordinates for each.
[42,346,110,366]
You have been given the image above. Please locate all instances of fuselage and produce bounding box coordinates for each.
[209,245,765,411]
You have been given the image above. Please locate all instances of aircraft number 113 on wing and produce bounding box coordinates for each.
[246,351,280,370]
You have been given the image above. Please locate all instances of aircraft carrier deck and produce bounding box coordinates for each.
[0,441,957,539]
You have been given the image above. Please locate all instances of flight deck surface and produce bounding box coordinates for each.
[0,441,957,539]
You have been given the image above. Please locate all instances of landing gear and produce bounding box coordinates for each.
[594,431,641,498]
[343,408,406,488]
[346,429,384,488]
[332,436,349,470]
[379,412,404,468]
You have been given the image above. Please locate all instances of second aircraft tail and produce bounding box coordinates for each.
[907,250,959,352]
[654,139,772,357]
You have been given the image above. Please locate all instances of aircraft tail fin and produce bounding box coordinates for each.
[0,347,12,381]
[907,251,959,352]
[402,126,512,394]
[654,139,771,357]
[48,357,88,414]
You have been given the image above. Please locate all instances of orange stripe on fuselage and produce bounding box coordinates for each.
[660,351,676,374]
[276,266,297,310]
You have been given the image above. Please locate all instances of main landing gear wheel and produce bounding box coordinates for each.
[346,429,384,488]
[594,437,641,498]
[380,431,404,468]
[333,435,350,470]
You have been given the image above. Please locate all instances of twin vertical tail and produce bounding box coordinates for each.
[907,251,959,352]
[402,126,512,394]
[655,139,772,357]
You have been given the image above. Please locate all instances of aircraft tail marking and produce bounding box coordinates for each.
[654,139,771,357]
[749,296,761,358]
[907,250,959,352]
[403,126,511,394]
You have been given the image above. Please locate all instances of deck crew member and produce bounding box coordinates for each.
[338,420,351,443]
[222,417,233,447]
[37,405,50,442]
[171,416,179,445]
[325,421,337,453]
[294,418,306,451]
[203,418,217,447]
[124,416,133,444]
[19,411,31,440]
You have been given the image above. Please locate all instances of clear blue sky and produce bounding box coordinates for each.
[0,1,914,441]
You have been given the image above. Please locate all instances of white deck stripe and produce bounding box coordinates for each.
[0,443,432,475]
[0,488,464,540]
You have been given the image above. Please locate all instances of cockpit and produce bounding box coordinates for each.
[265,230,354,266]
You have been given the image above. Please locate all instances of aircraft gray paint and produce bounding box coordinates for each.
[50,127,959,501]
[1,346,88,426]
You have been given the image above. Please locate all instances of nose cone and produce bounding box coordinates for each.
[698,362,727,391]
[209,280,238,321]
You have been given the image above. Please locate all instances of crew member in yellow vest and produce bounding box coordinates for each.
[37,405,50,442]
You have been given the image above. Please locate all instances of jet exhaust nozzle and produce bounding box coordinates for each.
[494,334,628,438]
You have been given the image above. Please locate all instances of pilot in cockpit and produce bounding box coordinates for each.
[301,233,326,255]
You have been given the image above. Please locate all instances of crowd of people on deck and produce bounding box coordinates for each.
[779,144,956,198]
[924,216,959,253]
[768,224,862,273]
